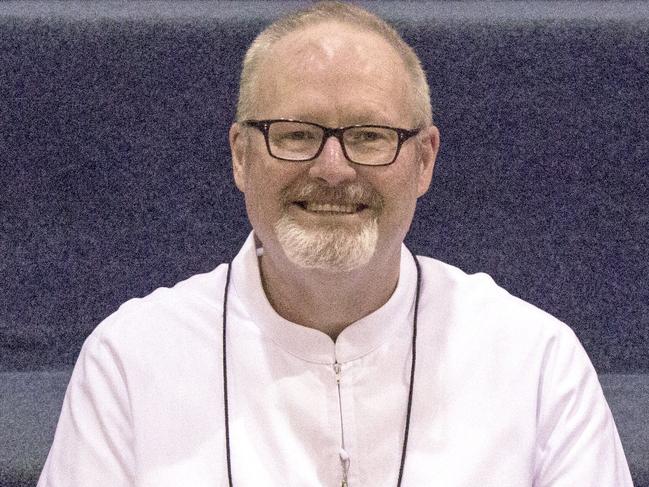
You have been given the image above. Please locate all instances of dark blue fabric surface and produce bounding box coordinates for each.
[1,1,648,373]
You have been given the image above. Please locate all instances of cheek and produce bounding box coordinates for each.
[246,176,276,217]
[377,163,421,225]
[242,159,297,218]
[382,161,420,202]
[241,163,271,222]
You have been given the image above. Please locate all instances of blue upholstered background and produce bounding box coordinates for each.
[1,1,647,485]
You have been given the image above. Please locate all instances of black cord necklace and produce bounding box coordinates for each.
[222,252,422,487]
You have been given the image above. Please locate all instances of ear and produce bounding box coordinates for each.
[229,122,247,193]
[416,125,440,198]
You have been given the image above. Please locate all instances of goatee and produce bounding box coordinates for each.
[275,181,383,272]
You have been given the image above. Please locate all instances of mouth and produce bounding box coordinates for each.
[292,201,369,215]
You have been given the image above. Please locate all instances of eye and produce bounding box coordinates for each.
[284,130,317,141]
[348,128,390,142]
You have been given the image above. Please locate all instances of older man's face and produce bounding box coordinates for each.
[231,22,436,272]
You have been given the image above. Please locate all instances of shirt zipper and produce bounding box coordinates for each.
[334,361,350,487]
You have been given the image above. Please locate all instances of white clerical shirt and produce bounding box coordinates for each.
[38,232,633,486]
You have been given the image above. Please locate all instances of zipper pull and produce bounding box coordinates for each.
[334,362,342,384]
[339,447,350,487]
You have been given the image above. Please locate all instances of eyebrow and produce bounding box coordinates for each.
[286,112,395,127]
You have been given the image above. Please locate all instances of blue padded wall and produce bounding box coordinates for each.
[1,1,648,372]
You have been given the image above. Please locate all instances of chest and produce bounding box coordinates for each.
[131,342,537,487]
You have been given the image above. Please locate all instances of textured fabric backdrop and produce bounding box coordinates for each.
[1,1,647,372]
[0,2,647,486]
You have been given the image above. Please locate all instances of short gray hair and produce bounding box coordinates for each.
[235,1,433,127]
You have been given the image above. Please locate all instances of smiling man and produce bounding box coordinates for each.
[229,19,437,340]
[38,2,632,487]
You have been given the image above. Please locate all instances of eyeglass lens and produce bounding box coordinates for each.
[268,121,399,165]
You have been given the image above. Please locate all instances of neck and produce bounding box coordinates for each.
[258,247,401,340]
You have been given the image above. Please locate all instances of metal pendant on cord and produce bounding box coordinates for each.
[221,251,422,487]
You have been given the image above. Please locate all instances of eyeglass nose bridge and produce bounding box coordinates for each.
[313,126,353,162]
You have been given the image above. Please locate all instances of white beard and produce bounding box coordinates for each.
[274,213,379,272]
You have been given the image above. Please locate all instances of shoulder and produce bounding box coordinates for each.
[414,255,582,361]
[82,263,230,367]
[114,263,229,320]
[417,255,564,325]
[413,256,600,408]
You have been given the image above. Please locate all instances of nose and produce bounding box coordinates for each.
[308,135,357,186]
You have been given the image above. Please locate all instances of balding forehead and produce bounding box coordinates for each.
[267,21,405,75]
[251,20,418,126]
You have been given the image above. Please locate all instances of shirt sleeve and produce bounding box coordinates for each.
[533,326,634,486]
[37,325,135,487]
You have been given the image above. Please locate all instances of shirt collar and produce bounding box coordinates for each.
[230,231,417,364]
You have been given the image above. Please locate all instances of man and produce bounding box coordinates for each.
[38,2,633,486]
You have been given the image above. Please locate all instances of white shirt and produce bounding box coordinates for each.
[38,232,633,486]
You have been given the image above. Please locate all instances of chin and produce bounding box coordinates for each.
[274,215,379,273]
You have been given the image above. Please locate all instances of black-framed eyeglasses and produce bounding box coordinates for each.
[241,119,421,166]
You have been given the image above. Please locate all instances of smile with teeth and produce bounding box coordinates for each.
[297,202,365,214]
